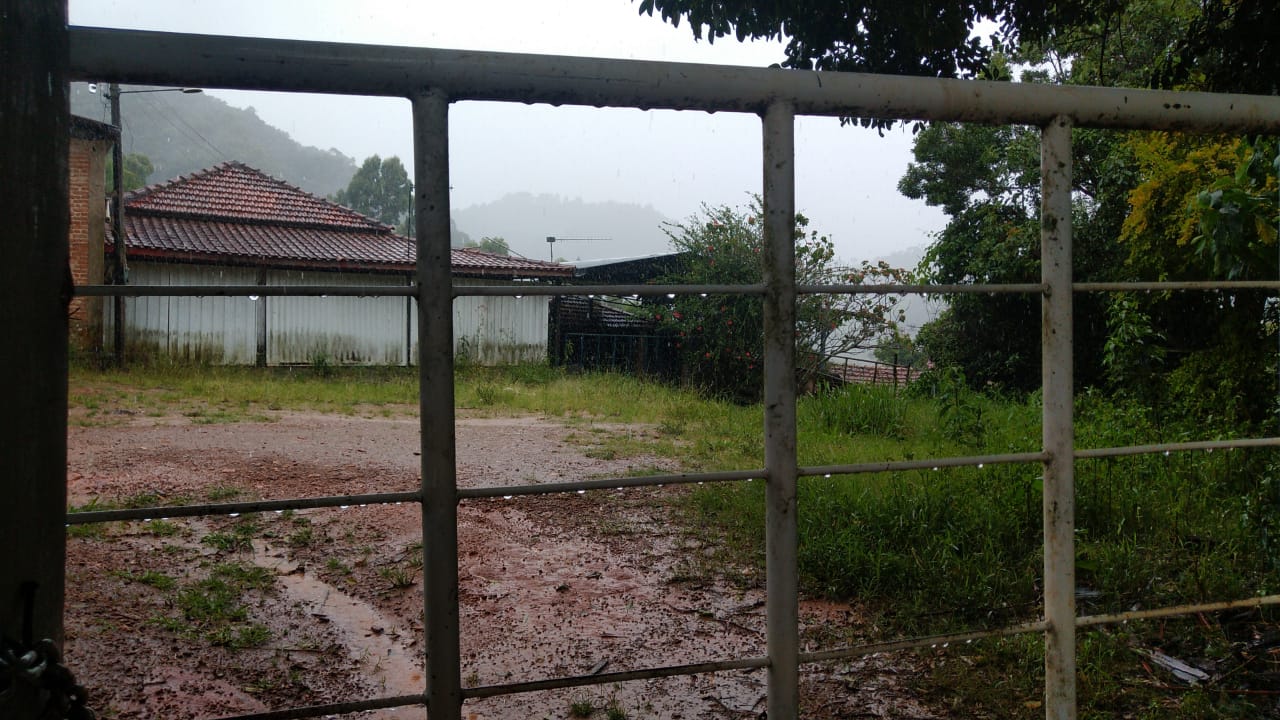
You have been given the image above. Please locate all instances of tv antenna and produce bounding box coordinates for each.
[546,236,610,261]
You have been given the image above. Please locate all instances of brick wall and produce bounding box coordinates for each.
[68,135,110,351]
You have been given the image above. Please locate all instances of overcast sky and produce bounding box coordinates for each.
[70,0,947,263]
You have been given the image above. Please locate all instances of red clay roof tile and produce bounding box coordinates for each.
[121,162,573,278]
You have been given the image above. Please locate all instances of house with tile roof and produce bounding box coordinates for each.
[110,161,572,364]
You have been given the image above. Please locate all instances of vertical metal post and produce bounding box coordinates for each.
[109,83,127,365]
[413,89,461,720]
[762,100,799,720]
[255,269,267,367]
[1,3,69,718]
[1040,115,1076,720]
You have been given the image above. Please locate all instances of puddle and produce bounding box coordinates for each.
[252,540,426,719]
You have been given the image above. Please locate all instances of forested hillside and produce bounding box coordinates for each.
[70,83,357,196]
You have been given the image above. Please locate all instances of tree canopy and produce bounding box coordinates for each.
[332,155,413,229]
[657,201,905,401]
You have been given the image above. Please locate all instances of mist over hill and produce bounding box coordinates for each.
[453,193,673,261]
[71,83,358,197]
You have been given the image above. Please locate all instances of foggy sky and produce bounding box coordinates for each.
[70,0,947,263]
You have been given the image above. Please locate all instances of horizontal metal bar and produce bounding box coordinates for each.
[1076,594,1280,629]
[74,283,766,299]
[799,620,1049,664]
[1075,281,1280,292]
[454,284,765,298]
[798,283,1047,296]
[457,468,766,500]
[74,284,416,298]
[461,656,769,701]
[800,451,1048,478]
[69,27,1280,132]
[212,693,424,720]
[66,490,421,525]
[1075,437,1280,460]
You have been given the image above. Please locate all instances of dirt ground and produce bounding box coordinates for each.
[65,411,939,719]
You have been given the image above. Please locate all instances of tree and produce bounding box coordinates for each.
[460,236,511,255]
[656,201,905,401]
[107,152,153,192]
[636,0,1098,81]
[332,155,413,228]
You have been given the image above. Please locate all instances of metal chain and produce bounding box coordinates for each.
[1,636,95,720]
[1,583,95,720]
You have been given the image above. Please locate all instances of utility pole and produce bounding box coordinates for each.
[109,83,127,365]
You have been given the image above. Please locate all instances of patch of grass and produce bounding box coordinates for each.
[201,515,262,553]
[164,562,274,648]
[378,565,417,589]
[286,525,315,548]
[141,519,182,537]
[206,485,243,501]
[114,569,177,591]
[568,697,595,718]
[324,557,351,575]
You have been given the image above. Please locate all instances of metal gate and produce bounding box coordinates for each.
[6,10,1280,720]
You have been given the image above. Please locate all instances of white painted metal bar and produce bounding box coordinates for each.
[1076,437,1280,459]
[799,282,1047,295]
[414,89,461,720]
[1075,594,1280,628]
[1075,280,1280,291]
[213,693,425,720]
[762,100,800,720]
[64,491,421,525]
[462,656,769,700]
[74,284,417,297]
[457,468,765,500]
[68,27,1280,133]
[799,619,1050,664]
[800,451,1048,478]
[1041,115,1077,720]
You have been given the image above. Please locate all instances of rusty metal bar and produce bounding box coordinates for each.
[457,468,765,500]
[1040,115,1076,720]
[462,656,769,700]
[68,27,1280,133]
[2,6,70,718]
[762,100,800,720]
[800,451,1048,478]
[1076,437,1280,459]
[64,491,421,525]
[213,694,425,720]
[799,620,1050,664]
[414,89,461,720]
[1076,594,1280,629]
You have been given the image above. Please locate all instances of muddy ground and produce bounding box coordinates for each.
[65,411,938,719]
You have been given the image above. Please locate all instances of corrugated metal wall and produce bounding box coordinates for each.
[119,263,550,365]
[451,278,550,365]
[124,264,258,363]
[266,269,410,365]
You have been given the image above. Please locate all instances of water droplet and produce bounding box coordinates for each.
[503,495,513,500]
[588,294,595,299]
[339,505,349,510]
[700,293,708,298]
[966,639,973,644]
[667,293,676,299]
[942,642,950,648]
[931,644,937,649]
[229,513,240,518]
[249,294,260,301]
[977,463,984,469]
[697,481,704,486]
[577,489,586,495]
[515,295,523,299]
[1206,448,1214,454]
[932,467,939,471]
[142,518,151,523]
[274,510,283,515]
[321,294,328,299]
[746,478,753,483]
[1163,451,1170,457]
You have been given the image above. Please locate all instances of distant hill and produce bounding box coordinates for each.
[452,193,673,261]
[70,83,357,197]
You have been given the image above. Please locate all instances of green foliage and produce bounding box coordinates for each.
[656,201,905,401]
[803,384,908,439]
[169,563,274,649]
[872,328,925,369]
[462,236,511,255]
[107,152,154,192]
[332,154,413,228]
